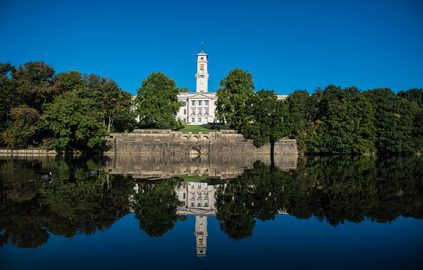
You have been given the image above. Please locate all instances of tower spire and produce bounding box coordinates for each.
[201,42,204,53]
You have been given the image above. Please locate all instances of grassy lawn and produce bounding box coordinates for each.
[181,175,214,182]
[180,125,212,133]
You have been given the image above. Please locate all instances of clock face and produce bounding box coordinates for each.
[200,64,204,70]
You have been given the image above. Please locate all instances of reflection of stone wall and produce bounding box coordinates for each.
[105,129,298,157]
[104,153,297,179]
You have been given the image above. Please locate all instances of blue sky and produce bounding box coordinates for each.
[1,0,422,95]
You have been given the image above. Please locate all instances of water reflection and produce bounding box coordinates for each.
[0,155,422,256]
[105,153,298,179]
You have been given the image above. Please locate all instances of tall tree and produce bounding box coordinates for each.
[52,70,84,94]
[135,72,182,129]
[1,106,40,149]
[286,90,314,137]
[0,63,17,146]
[241,90,289,155]
[306,85,376,154]
[11,61,56,112]
[364,88,418,154]
[42,92,107,151]
[216,69,254,128]
[398,88,423,107]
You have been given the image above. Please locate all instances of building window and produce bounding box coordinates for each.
[199,100,202,106]
[183,119,186,123]
[198,118,201,123]
[191,109,195,115]
[183,193,186,199]
[192,100,196,106]
[181,101,186,106]
[204,108,209,115]
[204,203,208,207]
[198,203,201,207]
[205,100,209,106]
[198,108,202,115]
[192,118,195,123]
[191,202,194,207]
[183,109,186,115]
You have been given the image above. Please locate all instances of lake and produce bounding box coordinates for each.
[0,155,422,270]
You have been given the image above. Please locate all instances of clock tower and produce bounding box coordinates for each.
[196,44,208,93]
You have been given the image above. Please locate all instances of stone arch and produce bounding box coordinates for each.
[182,135,189,140]
[188,147,201,159]
[192,135,199,141]
[202,135,209,141]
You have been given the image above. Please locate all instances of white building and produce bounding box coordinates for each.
[176,49,217,125]
[175,182,220,257]
[176,48,288,125]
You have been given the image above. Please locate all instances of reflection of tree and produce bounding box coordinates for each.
[131,179,182,237]
[0,157,133,248]
[1,156,422,247]
[216,157,423,240]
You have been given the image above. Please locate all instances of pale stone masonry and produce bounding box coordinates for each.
[105,129,298,157]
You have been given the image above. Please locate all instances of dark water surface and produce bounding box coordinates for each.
[0,155,422,270]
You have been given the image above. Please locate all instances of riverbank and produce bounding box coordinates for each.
[0,149,57,156]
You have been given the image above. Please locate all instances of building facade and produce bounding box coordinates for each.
[176,50,217,125]
[176,49,288,125]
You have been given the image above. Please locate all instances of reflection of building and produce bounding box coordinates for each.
[175,182,221,257]
[105,153,298,180]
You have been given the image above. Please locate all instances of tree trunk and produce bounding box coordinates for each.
[270,140,275,169]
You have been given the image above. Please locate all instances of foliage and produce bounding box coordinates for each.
[285,90,312,137]
[78,74,136,132]
[131,179,182,237]
[0,157,133,247]
[135,72,182,129]
[398,88,423,107]
[306,87,376,154]
[1,156,422,246]
[216,69,254,128]
[1,106,40,148]
[11,61,56,112]
[364,88,418,154]
[241,90,289,147]
[42,92,108,151]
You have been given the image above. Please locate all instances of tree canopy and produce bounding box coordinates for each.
[216,69,254,129]
[42,92,108,151]
[135,72,182,129]
[0,61,134,151]
[240,90,289,147]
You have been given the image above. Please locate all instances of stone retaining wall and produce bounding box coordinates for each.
[0,149,57,156]
[105,129,298,157]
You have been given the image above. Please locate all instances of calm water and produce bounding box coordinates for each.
[0,155,422,270]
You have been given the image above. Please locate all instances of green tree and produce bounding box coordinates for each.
[42,92,107,151]
[241,90,289,156]
[216,69,254,128]
[77,74,136,133]
[364,88,418,154]
[0,63,17,146]
[52,70,84,94]
[135,72,182,129]
[398,88,423,107]
[11,61,56,112]
[286,90,313,137]
[305,86,376,154]
[1,106,41,149]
